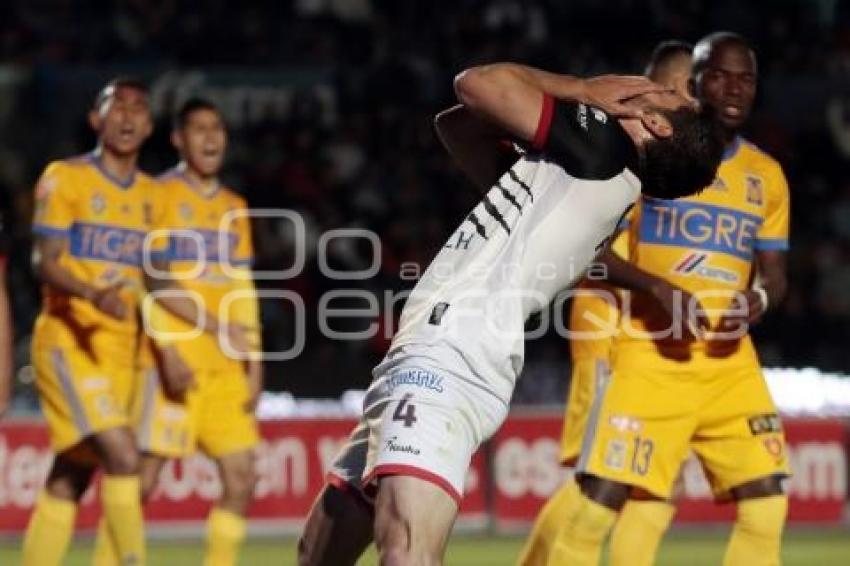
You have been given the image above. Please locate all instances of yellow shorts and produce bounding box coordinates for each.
[32,319,135,453]
[133,366,259,459]
[577,351,790,499]
[560,357,609,465]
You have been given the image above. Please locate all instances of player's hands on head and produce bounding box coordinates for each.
[159,345,195,401]
[579,75,670,119]
[91,282,128,320]
[650,279,711,340]
[716,289,766,333]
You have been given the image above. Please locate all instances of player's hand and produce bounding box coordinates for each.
[579,75,671,119]
[650,280,710,339]
[90,282,128,320]
[715,290,766,334]
[159,346,195,401]
[244,359,263,413]
[222,323,252,357]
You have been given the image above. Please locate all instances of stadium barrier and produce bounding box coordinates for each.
[0,415,846,535]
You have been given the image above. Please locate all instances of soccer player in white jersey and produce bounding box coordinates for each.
[298,64,724,566]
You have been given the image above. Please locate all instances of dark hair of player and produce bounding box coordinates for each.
[93,77,148,111]
[639,104,724,199]
[644,40,693,76]
[173,96,221,130]
[692,31,756,75]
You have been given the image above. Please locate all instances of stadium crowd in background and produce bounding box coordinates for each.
[0,0,849,404]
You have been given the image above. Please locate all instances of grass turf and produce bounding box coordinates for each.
[1,530,848,565]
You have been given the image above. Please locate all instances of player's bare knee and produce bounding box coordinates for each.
[577,473,630,511]
[102,445,140,475]
[219,452,257,509]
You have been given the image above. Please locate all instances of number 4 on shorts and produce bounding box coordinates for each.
[392,394,418,428]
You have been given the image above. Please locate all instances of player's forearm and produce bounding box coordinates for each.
[755,250,788,306]
[598,249,667,297]
[144,272,220,335]
[454,63,583,142]
[33,254,98,302]
[434,105,519,191]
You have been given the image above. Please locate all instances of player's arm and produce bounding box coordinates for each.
[454,63,663,142]
[32,235,127,320]
[598,249,710,336]
[434,104,519,192]
[0,257,12,416]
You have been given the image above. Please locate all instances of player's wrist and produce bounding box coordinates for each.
[752,285,769,312]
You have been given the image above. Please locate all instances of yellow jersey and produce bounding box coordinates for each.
[617,137,790,355]
[147,169,258,370]
[569,229,631,360]
[32,153,155,340]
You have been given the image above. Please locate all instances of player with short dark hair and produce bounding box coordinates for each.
[297,63,723,565]
[550,32,791,566]
[92,96,263,566]
[22,77,154,565]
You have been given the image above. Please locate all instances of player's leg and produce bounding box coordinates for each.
[691,361,790,566]
[89,426,146,565]
[608,489,677,566]
[519,358,601,565]
[362,359,505,565]
[518,477,581,565]
[373,475,458,566]
[551,359,696,566]
[93,453,167,565]
[723,476,787,566]
[196,369,262,566]
[300,482,374,566]
[22,450,96,566]
[299,420,374,566]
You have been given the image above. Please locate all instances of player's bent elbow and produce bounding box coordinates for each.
[454,66,501,110]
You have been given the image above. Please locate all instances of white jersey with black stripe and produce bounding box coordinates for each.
[385,154,641,403]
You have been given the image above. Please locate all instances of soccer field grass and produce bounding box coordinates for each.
[2,530,848,565]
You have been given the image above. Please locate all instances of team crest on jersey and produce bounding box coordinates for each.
[762,437,784,464]
[91,193,106,214]
[604,439,627,471]
[745,175,764,205]
[672,252,740,284]
[120,203,132,215]
[179,202,194,220]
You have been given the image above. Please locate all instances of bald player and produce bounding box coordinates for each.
[517,40,694,566]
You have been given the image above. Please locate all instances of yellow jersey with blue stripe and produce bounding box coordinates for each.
[145,169,257,371]
[32,153,155,339]
[618,137,790,354]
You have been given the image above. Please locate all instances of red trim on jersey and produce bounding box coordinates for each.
[532,93,555,150]
[326,472,374,511]
[363,464,462,505]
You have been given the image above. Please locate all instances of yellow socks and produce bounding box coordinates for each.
[204,507,247,566]
[609,499,676,566]
[101,475,145,565]
[518,479,581,565]
[547,489,617,566]
[93,517,120,566]
[21,491,77,566]
[723,495,787,566]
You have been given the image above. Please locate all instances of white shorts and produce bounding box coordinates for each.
[338,346,509,504]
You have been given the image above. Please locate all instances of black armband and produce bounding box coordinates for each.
[532,95,637,180]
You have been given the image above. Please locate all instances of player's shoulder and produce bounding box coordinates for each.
[154,167,186,188]
[220,186,248,210]
[737,138,786,180]
[41,153,91,178]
